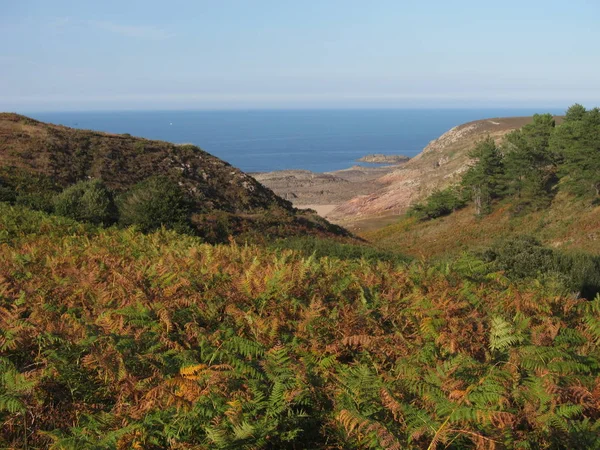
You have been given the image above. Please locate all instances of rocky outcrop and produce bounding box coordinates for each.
[356,154,410,164]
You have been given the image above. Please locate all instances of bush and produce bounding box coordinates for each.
[408,187,466,220]
[483,235,555,280]
[0,169,59,212]
[15,192,55,213]
[483,235,600,299]
[118,176,192,233]
[554,251,600,300]
[0,180,16,204]
[54,179,118,225]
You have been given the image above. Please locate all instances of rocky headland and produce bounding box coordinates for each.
[356,153,410,164]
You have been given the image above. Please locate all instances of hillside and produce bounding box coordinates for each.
[365,192,600,259]
[363,106,600,260]
[0,113,348,241]
[1,204,599,449]
[330,117,558,226]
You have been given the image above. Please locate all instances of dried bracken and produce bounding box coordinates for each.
[0,204,599,449]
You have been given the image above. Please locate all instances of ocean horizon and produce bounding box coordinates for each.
[26,108,565,173]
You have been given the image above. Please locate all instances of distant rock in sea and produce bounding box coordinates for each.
[357,154,410,164]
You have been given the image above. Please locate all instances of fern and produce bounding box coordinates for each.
[489,316,523,352]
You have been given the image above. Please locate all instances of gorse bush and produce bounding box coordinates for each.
[54,179,118,225]
[1,204,600,449]
[483,235,555,280]
[117,175,193,233]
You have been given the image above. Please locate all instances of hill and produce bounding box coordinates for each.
[330,116,560,228]
[0,113,348,241]
[363,106,600,260]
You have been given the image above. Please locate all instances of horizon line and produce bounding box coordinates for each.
[13,105,574,115]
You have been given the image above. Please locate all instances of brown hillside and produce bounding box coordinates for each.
[0,113,350,240]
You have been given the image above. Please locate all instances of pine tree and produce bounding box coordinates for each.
[461,137,505,216]
[503,113,557,212]
[552,105,600,198]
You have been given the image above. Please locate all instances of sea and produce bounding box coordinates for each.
[27,109,565,173]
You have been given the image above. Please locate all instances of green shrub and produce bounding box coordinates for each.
[554,251,600,300]
[54,179,117,225]
[408,187,466,220]
[118,176,192,233]
[483,235,555,280]
[15,192,55,213]
[0,169,59,213]
[483,235,600,299]
[0,178,16,203]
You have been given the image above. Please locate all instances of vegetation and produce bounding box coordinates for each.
[54,179,118,225]
[0,112,350,242]
[117,176,192,233]
[366,105,600,260]
[1,203,600,449]
[1,107,600,449]
[408,187,466,221]
[408,106,597,222]
[480,235,600,300]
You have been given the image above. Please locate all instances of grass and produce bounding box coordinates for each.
[363,192,600,259]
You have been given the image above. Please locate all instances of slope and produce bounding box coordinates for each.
[364,192,600,259]
[1,203,599,449]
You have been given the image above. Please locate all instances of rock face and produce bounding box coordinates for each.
[356,154,410,164]
[329,117,543,222]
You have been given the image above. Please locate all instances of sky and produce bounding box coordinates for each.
[1,0,599,111]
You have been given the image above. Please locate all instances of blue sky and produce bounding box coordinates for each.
[1,0,599,111]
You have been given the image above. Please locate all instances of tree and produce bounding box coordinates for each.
[54,179,117,225]
[502,114,557,212]
[461,137,505,216]
[551,106,600,198]
[118,176,193,233]
[564,103,587,122]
